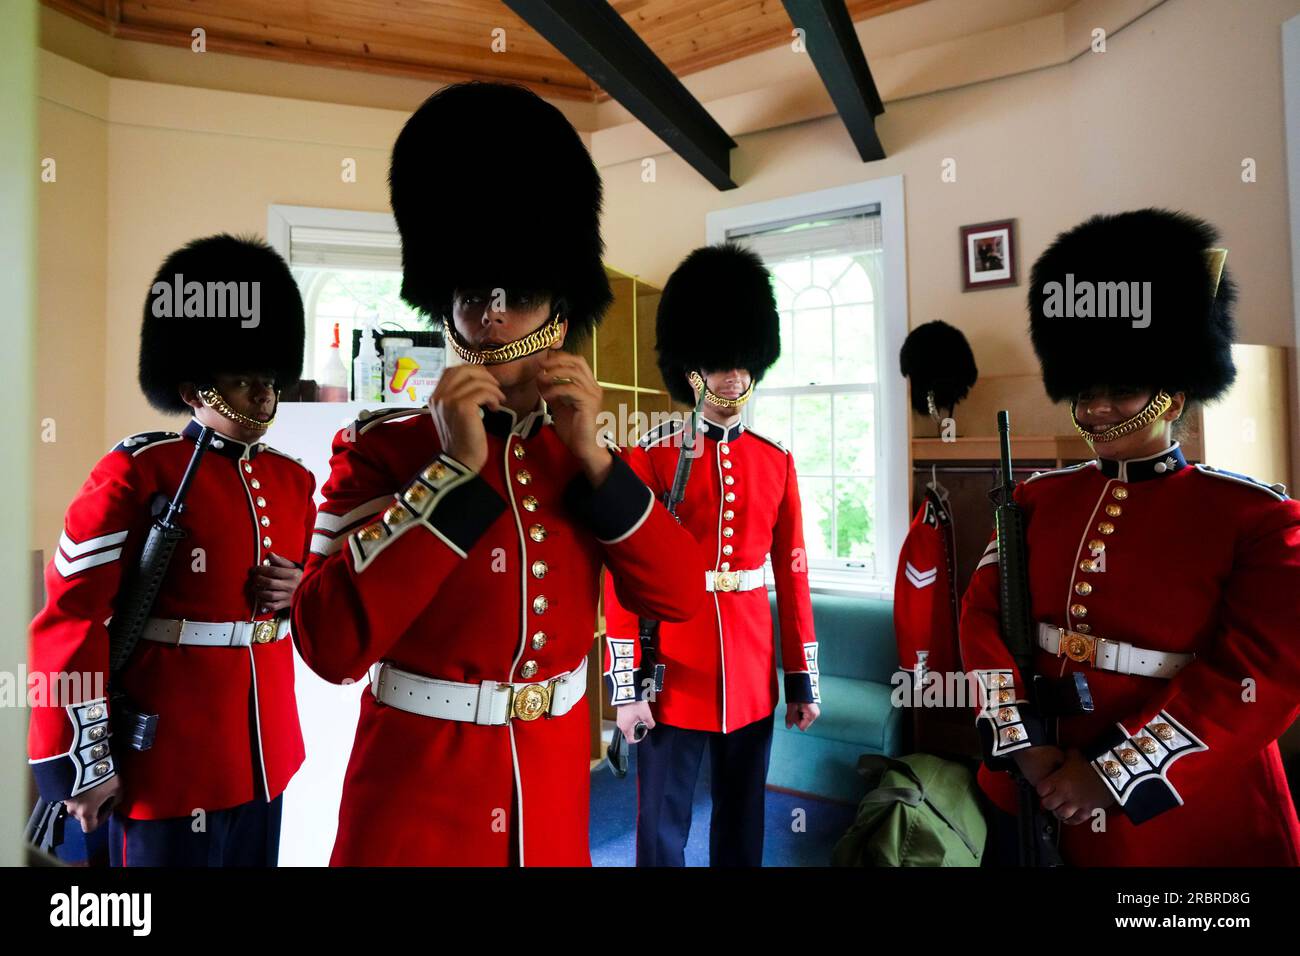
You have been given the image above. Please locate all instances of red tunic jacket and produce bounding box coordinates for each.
[291,401,706,866]
[959,441,1300,866]
[28,419,315,819]
[893,488,960,677]
[602,416,818,733]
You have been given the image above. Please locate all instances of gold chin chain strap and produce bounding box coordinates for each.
[926,390,943,425]
[1072,389,1172,444]
[688,371,754,409]
[198,386,275,430]
[443,315,564,366]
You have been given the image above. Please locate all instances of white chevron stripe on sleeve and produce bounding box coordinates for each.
[313,496,391,535]
[58,529,128,558]
[54,547,123,578]
[904,562,938,588]
[310,532,349,557]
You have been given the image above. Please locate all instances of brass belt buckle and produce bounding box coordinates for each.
[511,682,552,721]
[1057,626,1095,665]
[715,570,740,592]
[252,620,278,644]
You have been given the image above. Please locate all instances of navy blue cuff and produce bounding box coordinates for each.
[428,469,508,554]
[785,672,817,704]
[31,757,77,805]
[564,452,654,543]
[976,706,1047,770]
[1085,714,1205,825]
[30,699,115,802]
[603,636,639,705]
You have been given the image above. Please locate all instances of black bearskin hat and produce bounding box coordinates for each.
[389,82,612,348]
[899,320,978,414]
[1028,208,1237,403]
[138,234,305,415]
[655,243,781,405]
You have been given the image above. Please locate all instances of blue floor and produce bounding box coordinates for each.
[590,742,857,867]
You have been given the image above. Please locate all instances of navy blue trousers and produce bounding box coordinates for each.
[108,795,283,867]
[635,714,774,867]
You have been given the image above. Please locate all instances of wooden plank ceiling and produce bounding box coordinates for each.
[46,0,926,101]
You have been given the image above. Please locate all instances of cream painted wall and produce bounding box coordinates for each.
[36,54,109,561]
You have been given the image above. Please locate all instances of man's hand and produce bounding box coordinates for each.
[785,702,820,731]
[615,700,655,742]
[1037,748,1116,824]
[429,365,505,474]
[1012,745,1065,787]
[249,553,302,614]
[536,352,611,486]
[63,774,121,833]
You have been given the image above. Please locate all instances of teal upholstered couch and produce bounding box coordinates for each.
[769,591,902,803]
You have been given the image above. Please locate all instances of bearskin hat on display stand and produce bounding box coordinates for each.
[1028,208,1237,404]
[655,242,781,406]
[899,320,979,429]
[388,81,613,350]
[138,234,305,414]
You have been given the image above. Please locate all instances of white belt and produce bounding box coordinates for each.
[141,617,291,647]
[1037,623,1193,680]
[369,657,588,725]
[705,568,765,593]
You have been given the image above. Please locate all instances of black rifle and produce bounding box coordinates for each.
[991,410,1092,867]
[607,390,707,778]
[25,425,216,854]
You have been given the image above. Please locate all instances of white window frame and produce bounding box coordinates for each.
[266,203,399,261]
[706,175,909,598]
[266,204,403,380]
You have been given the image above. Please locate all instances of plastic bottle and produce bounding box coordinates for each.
[353,318,383,403]
[319,322,349,402]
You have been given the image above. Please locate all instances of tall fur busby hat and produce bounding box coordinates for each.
[138,234,305,415]
[655,243,781,405]
[1028,208,1237,403]
[899,320,978,415]
[388,82,612,347]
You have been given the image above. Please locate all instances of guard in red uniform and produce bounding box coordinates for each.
[603,243,820,867]
[960,209,1300,865]
[291,82,706,867]
[28,235,315,866]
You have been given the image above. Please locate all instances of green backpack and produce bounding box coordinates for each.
[831,753,987,867]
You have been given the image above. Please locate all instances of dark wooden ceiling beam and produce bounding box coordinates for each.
[782,0,885,161]
[504,0,737,190]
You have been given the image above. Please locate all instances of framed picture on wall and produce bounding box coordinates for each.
[960,219,1017,291]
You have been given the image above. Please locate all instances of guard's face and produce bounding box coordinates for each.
[450,288,567,388]
[1073,385,1184,456]
[1073,386,1152,433]
[180,370,278,443]
[700,368,752,403]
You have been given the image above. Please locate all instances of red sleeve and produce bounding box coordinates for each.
[602,447,659,635]
[772,452,818,704]
[593,444,704,705]
[572,446,705,623]
[1083,497,1300,824]
[28,448,151,802]
[957,483,1050,766]
[297,471,318,569]
[291,426,507,684]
